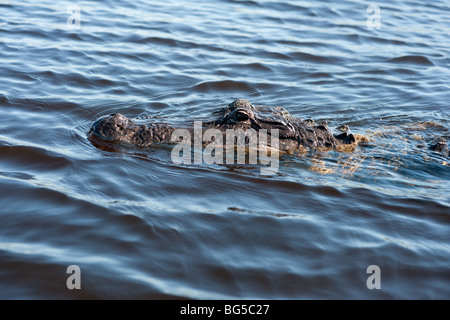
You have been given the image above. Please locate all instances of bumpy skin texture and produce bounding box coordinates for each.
[203,99,356,150]
[89,99,358,152]
[89,99,358,151]
[429,137,450,156]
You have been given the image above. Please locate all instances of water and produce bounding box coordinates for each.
[0,0,449,299]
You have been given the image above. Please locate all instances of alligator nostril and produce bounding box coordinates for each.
[236,111,249,121]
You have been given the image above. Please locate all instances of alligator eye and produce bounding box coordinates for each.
[235,111,249,121]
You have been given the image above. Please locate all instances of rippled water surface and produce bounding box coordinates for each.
[1,0,449,299]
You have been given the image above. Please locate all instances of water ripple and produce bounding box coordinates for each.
[0,0,449,299]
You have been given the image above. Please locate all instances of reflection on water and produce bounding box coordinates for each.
[0,0,449,299]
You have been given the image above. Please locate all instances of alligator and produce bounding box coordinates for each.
[89,99,449,156]
[89,99,359,153]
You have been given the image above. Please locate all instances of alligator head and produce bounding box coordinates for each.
[89,99,357,151]
[90,113,131,142]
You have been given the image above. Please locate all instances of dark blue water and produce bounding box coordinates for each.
[0,0,449,299]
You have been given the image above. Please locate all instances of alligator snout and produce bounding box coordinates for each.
[89,113,130,141]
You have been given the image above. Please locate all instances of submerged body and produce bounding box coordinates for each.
[89,99,357,152]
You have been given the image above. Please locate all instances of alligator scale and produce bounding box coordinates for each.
[89,99,359,153]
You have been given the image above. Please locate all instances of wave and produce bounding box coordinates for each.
[387,55,434,66]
